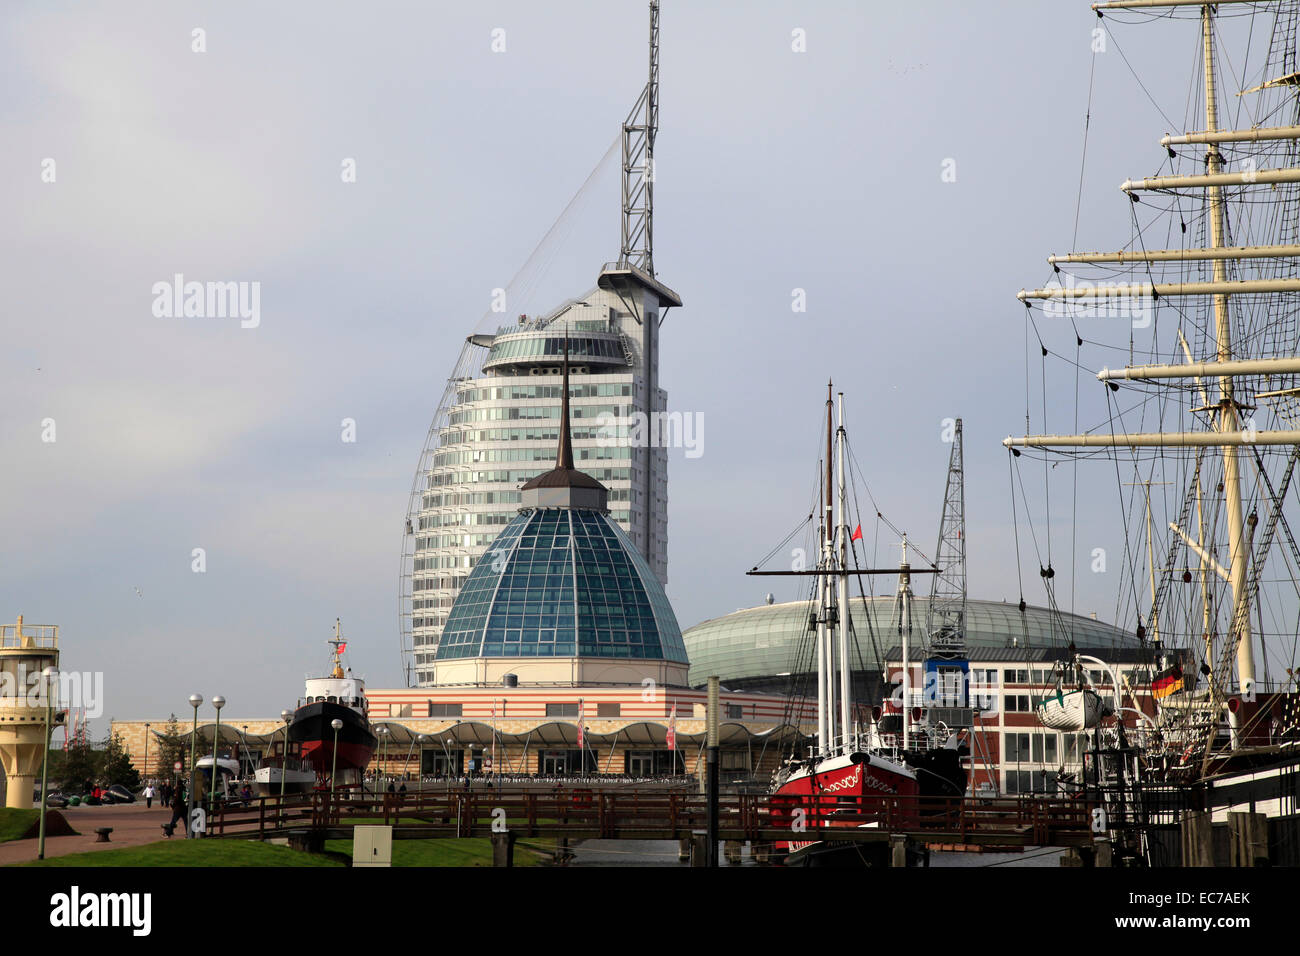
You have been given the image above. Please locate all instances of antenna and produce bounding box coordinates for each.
[620,0,660,275]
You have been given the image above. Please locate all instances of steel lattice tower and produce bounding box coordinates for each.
[928,419,967,658]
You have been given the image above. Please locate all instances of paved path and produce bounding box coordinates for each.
[0,803,177,865]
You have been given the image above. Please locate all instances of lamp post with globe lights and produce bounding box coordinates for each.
[278,708,292,824]
[37,666,56,860]
[209,695,226,814]
[376,724,389,792]
[329,718,343,798]
[188,694,203,788]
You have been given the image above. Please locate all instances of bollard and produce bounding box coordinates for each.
[491,831,516,868]
[690,831,709,867]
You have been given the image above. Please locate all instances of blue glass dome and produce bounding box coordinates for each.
[436,507,687,663]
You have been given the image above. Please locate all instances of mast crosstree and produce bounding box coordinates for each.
[1004,0,1300,768]
[1006,3,1264,711]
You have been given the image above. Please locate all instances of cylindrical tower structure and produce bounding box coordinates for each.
[0,615,62,809]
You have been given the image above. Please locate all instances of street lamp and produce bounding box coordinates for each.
[143,722,150,786]
[37,666,55,860]
[188,693,202,798]
[209,695,226,815]
[278,708,292,825]
[329,719,343,797]
[377,724,389,790]
[412,734,426,782]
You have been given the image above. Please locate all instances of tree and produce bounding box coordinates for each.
[60,728,97,792]
[101,732,140,789]
[154,713,189,782]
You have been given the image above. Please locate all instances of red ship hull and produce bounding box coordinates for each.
[770,752,919,865]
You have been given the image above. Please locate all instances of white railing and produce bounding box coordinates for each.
[0,623,58,648]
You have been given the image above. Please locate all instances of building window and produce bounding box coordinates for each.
[721,750,749,771]
[725,704,744,720]
[596,703,620,718]
[1062,733,1090,763]
[1004,694,1032,713]
[1031,733,1058,764]
[428,702,463,718]
[1005,770,1056,793]
[546,703,580,717]
[390,703,412,718]
[1004,733,1030,763]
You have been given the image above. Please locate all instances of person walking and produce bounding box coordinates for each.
[163,784,187,838]
[143,783,155,809]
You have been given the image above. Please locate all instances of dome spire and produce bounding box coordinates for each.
[519,324,608,506]
[557,327,575,471]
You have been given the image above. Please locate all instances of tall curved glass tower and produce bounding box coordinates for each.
[401,270,679,686]
[399,2,679,687]
[430,346,688,689]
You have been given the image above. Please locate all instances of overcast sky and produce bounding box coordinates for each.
[2,1,1271,734]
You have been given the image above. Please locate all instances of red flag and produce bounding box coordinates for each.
[851,524,863,542]
[666,704,677,751]
[338,641,347,654]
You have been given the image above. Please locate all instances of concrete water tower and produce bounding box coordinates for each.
[0,615,63,809]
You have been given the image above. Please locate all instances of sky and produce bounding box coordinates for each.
[0,1,1276,735]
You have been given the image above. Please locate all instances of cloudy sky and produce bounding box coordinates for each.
[2,1,1271,733]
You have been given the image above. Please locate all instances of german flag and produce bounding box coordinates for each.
[1153,664,1184,700]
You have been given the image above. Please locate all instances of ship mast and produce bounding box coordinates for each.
[836,392,852,748]
[897,535,913,752]
[1009,0,1270,710]
[1198,2,1254,698]
[822,382,838,752]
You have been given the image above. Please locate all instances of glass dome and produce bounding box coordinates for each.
[436,507,687,663]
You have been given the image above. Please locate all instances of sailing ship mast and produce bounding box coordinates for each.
[836,392,852,750]
[1005,1,1296,753]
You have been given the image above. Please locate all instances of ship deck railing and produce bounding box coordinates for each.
[0,623,57,648]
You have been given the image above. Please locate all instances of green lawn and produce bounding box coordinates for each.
[324,836,546,867]
[0,808,76,843]
[18,839,345,867]
[15,834,550,868]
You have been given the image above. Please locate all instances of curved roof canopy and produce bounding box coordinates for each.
[683,598,1136,686]
[160,720,809,751]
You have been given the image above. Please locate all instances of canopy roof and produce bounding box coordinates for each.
[161,720,809,751]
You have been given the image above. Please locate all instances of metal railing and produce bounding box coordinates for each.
[207,786,1099,847]
[0,623,58,648]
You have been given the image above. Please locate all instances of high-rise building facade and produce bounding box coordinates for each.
[401,1,676,686]
[402,266,680,686]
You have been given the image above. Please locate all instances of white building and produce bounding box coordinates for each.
[401,264,681,686]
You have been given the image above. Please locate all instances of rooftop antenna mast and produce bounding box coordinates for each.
[621,0,660,276]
